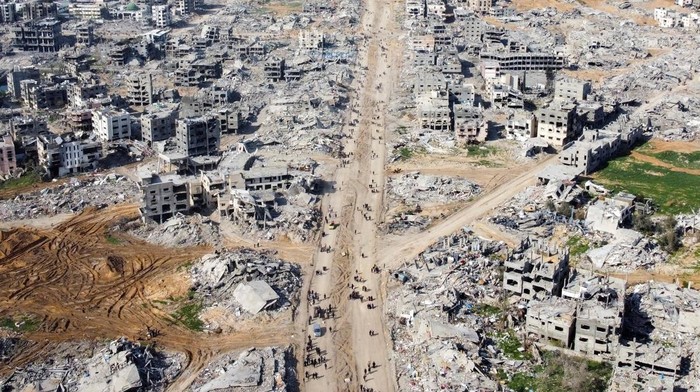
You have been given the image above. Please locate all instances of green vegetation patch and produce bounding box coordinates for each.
[170,302,204,332]
[494,330,531,360]
[466,145,498,158]
[507,352,612,392]
[105,234,122,245]
[0,315,40,333]
[596,156,700,214]
[399,147,413,160]
[0,171,41,191]
[566,235,590,257]
[473,303,502,317]
[652,150,700,170]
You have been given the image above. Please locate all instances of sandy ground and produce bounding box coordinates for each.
[0,205,295,391]
[0,213,74,230]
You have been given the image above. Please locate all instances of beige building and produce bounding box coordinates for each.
[535,103,580,147]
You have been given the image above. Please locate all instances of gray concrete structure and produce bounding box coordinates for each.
[141,110,177,144]
[526,297,577,348]
[126,73,154,106]
[176,116,220,157]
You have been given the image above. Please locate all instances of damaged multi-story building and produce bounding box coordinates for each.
[139,172,202,222]
[559,125,643,175]
[11,18,61,52]
[92,108,132,142]
[20,80,68,110]
[525,297,577,348]
[141,109,177,144]
[175,56,222,87]
[264,57,285,82]
[417,90,451,131]
[534,102,581,147]
[66,109,94,133]
[562,271,626,358]
[152,5,171,28]
[175,116,220,157]
[7,67,41,100]
[37,132,103,178]
[503,239,570,300]
[68,76,108,107]
[453,104,487,144]
[126,73,154,106]
[0,135,17,176]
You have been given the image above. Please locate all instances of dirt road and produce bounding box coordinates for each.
[378,154,558,269]
[300,0,403,390]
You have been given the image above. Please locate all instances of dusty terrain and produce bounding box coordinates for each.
[0,205,294,390]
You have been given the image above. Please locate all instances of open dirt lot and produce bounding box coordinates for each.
[0,205,294,388]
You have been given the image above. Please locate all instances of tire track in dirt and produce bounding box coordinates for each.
[0,204,299,389]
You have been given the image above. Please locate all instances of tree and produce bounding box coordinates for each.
[557,202,572,217]
[632,211,655,235]
[545,199,556,212]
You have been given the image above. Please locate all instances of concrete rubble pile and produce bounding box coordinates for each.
[0,336,29,364]
[380,213,431,235]
[0,167,26,182]
[0,174,139,221]
[2,338,184,392]
[580,233,668,271]
[387,172,481,205]
[189,347,290,392]
[489,185,578,237]
[125,213,222,249]
[190,249,302,319]
[250,78,352,155]
[387,228,527,391]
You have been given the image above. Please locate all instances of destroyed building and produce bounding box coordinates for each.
[126,73,154,106]
[20,80,67,110]
[585,193,636,235]
[68,77,108,107]
[141,109,177,144]
[175,116,220,157]
[453,104,487,144]
[0,135,17,176]
[526,296,577,348]
[614,282,700,390]
[37,132,103,178]
[562,271,626,358]
[535,103,581,147]
[233,280,280,314]
[559,126,644,174]
[76,23,94,46]
[139,172,202,222]
[7,67,41,100]
[11,18,61,52]
[0,2,16,23]
[64,109,92,133]
[175,57,222,87]
[503,239,570,300]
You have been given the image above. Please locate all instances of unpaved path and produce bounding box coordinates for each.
[378,154,558,269]
[629,151,700,175]
[301,0,402,390]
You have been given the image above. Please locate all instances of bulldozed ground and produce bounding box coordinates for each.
[0,204,295,388]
